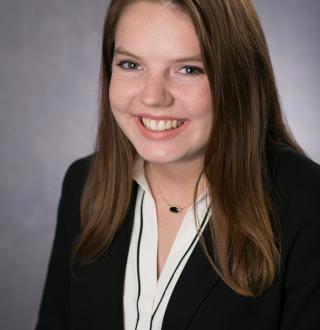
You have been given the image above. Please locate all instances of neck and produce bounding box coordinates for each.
[145,157,207,205]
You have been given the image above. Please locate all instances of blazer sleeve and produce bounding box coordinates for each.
[35,161,79,330]
[279,153,320,330]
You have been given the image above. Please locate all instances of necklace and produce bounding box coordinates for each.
[156,183,194,213]
[148,163,194,214]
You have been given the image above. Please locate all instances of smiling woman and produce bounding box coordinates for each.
[109,1,212,164]
[35,1,320,330]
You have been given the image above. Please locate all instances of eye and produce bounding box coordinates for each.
[116,60,141,71]
[180,65,204,76]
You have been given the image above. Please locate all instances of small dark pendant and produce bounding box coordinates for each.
[169,206,180,213]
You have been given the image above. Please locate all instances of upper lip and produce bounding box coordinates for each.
[135,113,187,121]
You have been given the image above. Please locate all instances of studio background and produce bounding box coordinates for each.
[0,1,319,329]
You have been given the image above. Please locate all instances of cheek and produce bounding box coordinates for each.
[199,81,213,108]
[186,83,213,119]
[109,75,140,113]
[187,84,214,139]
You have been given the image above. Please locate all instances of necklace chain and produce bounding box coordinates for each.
[148,163,194,214]
[156,183,194,213]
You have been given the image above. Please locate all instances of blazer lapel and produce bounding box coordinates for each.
[71,182,138,330]
[101,181,139,328]
[162,221,220,330]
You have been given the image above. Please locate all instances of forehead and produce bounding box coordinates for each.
[114,1,201,59]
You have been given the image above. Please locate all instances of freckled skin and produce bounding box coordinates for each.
[109,1,213,166]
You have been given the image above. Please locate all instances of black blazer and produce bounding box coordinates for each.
[35,147,320,330]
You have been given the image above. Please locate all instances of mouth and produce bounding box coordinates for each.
[139,116,187,131]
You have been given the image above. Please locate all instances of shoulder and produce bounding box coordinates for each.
[274,146,320,188]
[270,146,320,209]
[268,146,320,252]
[63,154,94,186]
[65,153,94,182]
[60,153,95,206]
[54,154,95,240]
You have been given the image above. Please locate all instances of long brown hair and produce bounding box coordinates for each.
[71,0,303,297]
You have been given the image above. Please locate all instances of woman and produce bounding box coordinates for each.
[36,0,320,329]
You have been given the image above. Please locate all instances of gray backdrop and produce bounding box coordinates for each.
[0,1,319,329]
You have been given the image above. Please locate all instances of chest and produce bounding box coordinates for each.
[156,206,187,279]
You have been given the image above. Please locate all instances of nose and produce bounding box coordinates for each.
[139,74,174,107]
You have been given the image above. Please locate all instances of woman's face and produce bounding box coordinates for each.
[109,1,213,165]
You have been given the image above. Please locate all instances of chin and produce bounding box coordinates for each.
[134,147,179,163]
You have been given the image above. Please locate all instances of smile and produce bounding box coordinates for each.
[141,117,186,131]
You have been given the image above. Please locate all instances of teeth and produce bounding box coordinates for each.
[141,117,185,131]
[165,121,172,129]
[158,120,166,130]
[172,120,177,128]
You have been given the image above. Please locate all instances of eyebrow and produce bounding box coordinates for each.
[114,47,203,63]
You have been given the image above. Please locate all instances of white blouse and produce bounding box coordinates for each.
[123,156,211,330]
